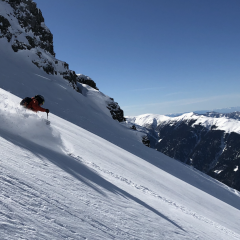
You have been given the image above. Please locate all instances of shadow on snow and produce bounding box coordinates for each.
[0,128,186,232]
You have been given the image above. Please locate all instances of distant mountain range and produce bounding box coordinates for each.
[166,106,240,117]
[127,112,240,191]
[203,111,240,121]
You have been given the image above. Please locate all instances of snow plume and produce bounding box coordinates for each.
[0,89,63,151]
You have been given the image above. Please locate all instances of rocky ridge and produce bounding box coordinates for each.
[0,0,124,122]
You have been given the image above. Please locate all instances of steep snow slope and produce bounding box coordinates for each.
[1,35,240,209]
[1,1,240,239]
[1,87,240,239]
[0,37,120,139]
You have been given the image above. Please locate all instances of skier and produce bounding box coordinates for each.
[20,95,50,114]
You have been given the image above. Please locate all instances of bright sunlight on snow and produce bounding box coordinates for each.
[1,86,240,240]
[1,0,240,238]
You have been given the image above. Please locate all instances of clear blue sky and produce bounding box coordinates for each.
[34,0,240,116]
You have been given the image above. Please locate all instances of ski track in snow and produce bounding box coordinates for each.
[68,153,240,239]
[0,1,240,238]
[0,89,239,239]
[0,166,142,240]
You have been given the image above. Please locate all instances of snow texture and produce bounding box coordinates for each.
[1,89,240,240]
[1,1,240,239]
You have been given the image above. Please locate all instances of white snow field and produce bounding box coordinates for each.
[0,19,240,240]
[127,113,240,135]
[1,90,240,240]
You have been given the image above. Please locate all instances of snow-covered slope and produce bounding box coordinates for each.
[1,1,240,239]
[1,88,240,240]
[172,112,240,134]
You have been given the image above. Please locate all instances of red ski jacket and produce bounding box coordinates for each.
[27,98,47,112]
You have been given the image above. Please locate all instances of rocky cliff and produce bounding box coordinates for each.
[0,0,125,122]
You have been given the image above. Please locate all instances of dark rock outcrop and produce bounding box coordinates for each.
[7,0,55,55]
[131,125,137,130]
[77,76,99,91]
[0,15,12,41]
[107,101,125,122]
[142,135,150,147]
[12,39,32,52]
[209,132,240,190]
[155,118,240,191]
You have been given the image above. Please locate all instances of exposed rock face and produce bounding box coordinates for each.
[0,0,125,122]
[142,135,150,147]
[0,0,78,89]
[0,0,87,93]
[208,132,240,190]
[155,118,240,191]
[107,100,125,122]
[6,0,54,55]
[76,74,99,91]
[130,125,137,130]
[77,75,99,91]
[0,15,12,41]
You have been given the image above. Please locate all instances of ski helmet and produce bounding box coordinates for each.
[35,95,45,105]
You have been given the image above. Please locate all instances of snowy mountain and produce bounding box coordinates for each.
[166,106,240,117]
[127,113,240,191]
[203,111,240,121]
[1,1,240,239]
